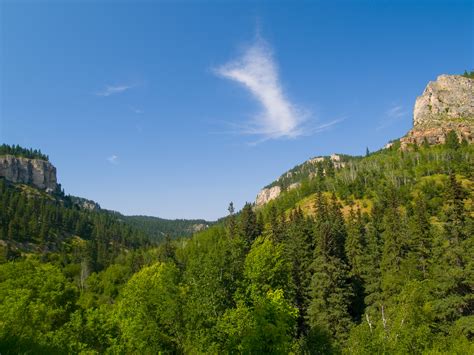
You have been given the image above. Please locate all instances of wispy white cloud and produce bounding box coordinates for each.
[386,104,406,119]
[107,155,119,165]
[129,105,143,114]
[377,104,408,130]
[215,37,308,140]
[96,84,133,97]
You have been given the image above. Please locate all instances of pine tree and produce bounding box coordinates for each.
[345,206,367,321]
[308,192,353,346]
[431,173,473,327]
[284,207,313,335]
[407,195,432,279]
[380,190,410,302]
[361,221,382,314]
[265,205,285,244]
[239,202,260,247]
[226,202,238,239]
[445,130,460,150]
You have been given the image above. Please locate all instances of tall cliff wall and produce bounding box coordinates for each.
[0,155,57,191]
[401,75,473,148]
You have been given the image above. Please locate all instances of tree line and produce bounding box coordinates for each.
[0,144,49,161]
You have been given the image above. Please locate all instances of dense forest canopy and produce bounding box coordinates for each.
[122,215,212,239]
[0,135,472,353]
[0,144,49,161]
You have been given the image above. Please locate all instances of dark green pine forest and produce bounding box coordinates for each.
[0,134,473,354]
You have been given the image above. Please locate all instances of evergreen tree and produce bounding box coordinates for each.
[380,190,410,302]
[308,192,353,347]
[265,205,285,244]
[345,206,367,321]
[361,221,382,314]
[226,202,238,239]
[445,130,460,150]
[407,194,432,279]
[239,202,260,247]
[284,207,313,335]
[431,173,473,328]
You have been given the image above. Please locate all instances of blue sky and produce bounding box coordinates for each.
[1,1,472,220]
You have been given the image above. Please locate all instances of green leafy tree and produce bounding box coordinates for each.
[217,289,298,354]
[114,262,183,353]
[0,260,77,353]
[244,235,293,299]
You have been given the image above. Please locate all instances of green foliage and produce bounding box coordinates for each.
[0,260,77,353]
[0,178,153,272]
[0,143,49,160]
[445,130,460,150]
[244,236,293,299]
[0,142,472,353]
[114,262,183,352]
[217,289,298,354]
[462,70,474,79]
[123,214,212,239]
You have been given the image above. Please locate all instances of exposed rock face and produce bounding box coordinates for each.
[70,196,101,210]
[308,154,346,168]
[0,155,57,191]
[400,75,473,148]
[256,185,281,206]
[413,75,473,127]
[401,122,472,147]
[255,154,346,206]
[288,182,301,191]
[191,223,208,233]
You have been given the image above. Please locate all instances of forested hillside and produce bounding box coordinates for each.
[1,134,472,353]
[122,215,211,239]
[0,180,155,268]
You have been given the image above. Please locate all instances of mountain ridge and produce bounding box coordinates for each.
[254,73,474,206]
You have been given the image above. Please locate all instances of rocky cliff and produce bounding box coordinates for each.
[0,155,57,191]
[255,154,347,206]
[256,186,282,206]
[400,75,473,148]
[255,74,473,206]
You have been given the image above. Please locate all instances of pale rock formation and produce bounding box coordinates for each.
[0,155,57,191]
[256,185,281,206]
[400,75,473,149]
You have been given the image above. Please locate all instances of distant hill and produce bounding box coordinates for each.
[121,215,212,239]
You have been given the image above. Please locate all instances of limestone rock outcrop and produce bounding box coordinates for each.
[0,155,57,191]
[256,185,282,206]
[413,75,473,127]
[400,75,473,148]
[255,154,346,206]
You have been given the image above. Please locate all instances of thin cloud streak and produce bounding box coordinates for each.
[96,84,133,97]
[386,104,406,119]
[129,106,143,114]
[376,104,408,130]
[215,38,307,140]
[244,118,345,146]
[107,155,119,165]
